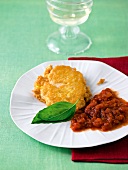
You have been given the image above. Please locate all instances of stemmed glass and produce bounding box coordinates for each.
[46,0,93,55]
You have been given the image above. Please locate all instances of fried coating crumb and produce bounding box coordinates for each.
[97,78,105,85]
[33,65,92,110]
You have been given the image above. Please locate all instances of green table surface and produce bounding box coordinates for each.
[0,0,128,169]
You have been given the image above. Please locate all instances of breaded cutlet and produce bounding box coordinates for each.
[33,65,92,110]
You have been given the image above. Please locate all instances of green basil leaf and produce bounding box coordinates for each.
[32,114,42,124]
[31,100,77,124]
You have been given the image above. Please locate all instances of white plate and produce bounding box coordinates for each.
[10,60,128,148]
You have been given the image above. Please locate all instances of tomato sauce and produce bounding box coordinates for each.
[71,88,128,132]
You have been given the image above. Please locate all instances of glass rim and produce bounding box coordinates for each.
[46,0,93,5]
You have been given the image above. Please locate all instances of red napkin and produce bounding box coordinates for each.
[68,56,128,76]
[68,56,128,163]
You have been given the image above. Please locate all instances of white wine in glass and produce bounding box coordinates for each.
[46,0,93,55]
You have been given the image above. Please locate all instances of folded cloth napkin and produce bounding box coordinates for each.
[68,56,128,75]
[68,56,128,163]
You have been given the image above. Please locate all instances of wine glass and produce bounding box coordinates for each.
[46,0,93,55]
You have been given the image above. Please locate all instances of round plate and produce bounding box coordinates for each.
[10,60,128,148]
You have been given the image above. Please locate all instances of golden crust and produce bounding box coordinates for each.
[97,78,105,85]
[33,65,92,110]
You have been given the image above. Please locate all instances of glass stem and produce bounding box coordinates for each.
[59,25,80,39]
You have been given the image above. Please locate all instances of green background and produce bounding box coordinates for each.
[0,0,128,169]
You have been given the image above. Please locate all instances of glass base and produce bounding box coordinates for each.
[46,26,92,55]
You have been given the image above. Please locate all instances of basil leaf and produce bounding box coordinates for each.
[31,101,77,124]
[32,114,42,124]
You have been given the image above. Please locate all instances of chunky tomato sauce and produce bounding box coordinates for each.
[71,88,128,132]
